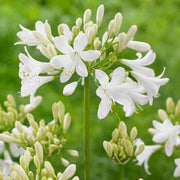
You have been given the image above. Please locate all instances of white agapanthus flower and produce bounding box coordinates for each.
[174,158,180,177]
[95,67,148,119]
[24,96,42,112]
[135,139,161,175]
[50,32,101,82]
[19,48,54,103]
[121,50,169,105]
[149,119,180,157]
[15,20,52,46]
[0,150,16,179]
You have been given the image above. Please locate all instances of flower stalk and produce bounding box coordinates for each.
[119,164,124,180]
[84,75,90,180]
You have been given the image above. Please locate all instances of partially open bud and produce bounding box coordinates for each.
[61,157,70,167]
[63,82,78,96]
[126,41,151,52]
[135,143,145,156]
[59,164,76,180]
[67,150,79,157]
[44,20,52,41]
[96,4,104,27]
[44,161,56,178]
[94,37,101,50]
[166,97,175,114]
[103,141,113,157]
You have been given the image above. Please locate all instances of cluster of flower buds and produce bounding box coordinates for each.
[0,143,79,180]
[0,94,41,133]
[103,121,144,165]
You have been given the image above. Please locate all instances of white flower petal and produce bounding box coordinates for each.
[98,98,111,119]
[63,82,78,96]
[79,50,101,62]
[95,69,109,86]
[54,37,74,54]
[60,66,74,83]
[110,67,125,85]
[50,54,71,69]
[127,41,151,52]
[76,59,88,77]
[73,32,88,52]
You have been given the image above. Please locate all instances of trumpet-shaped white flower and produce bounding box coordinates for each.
[15,20,52,46]
[131,69,169,105]
[24,96,42,112]
[135,139,161,175]
[95,67,148,119]
[0,150,16,179]
[19,48,54,102]
[150,119,180,157]
[50,32,101,82]
[174,158,180,177]
[126,41,151,52]
[121,50,156,76]
[63,82,78,96]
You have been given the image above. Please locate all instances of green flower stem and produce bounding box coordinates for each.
[84,75,90,180]
[119,164,124,180]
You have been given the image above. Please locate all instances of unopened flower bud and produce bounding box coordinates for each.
[76,18,82,28]
[24,150,32,169]
[118,32,127,52]
[44,161,56,178]
[47,44,57,57]
[118,121,127,138]
[126,41,151,52]
[63,82,78,96]
[94,37,101,50]
[72,176,79,180]
[52,103,59,122]
[28,171,34,180]
[130,127,137,141]
[63,113,71,134]
[108,19,115,36]
[0,134,21,143]
[13,164,29,180]
[103,141,113,157]
[96,4,104,27]
[158,109,168,121]
[126,25,137,42]
[58,101,65,124]
[125,140,133,156]
[72,26,79,37]
[44,20,52,41]
[58,24,64,36]
[67,150,79,157]
[114,12,122,35]
[135,143,145,156]
[34,154,41,170]
[59,164,76,180]
[38,45,51,59]
[112,143,119,155]
[35,142,43,164]
[112,128,119,142]
[61,157,70,167]
[166,97,175,114]
[7,94,16,108]
[83,9,92,24]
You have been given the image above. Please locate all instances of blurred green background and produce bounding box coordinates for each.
[0,0,180,179]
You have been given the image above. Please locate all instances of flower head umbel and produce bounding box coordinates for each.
[174,158,180,177]
[135,139,161,175]
[149,119,180,156]
[50,32,101,82]
[95,67,148,119]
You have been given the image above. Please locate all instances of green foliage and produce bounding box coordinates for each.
[0,0,180,179]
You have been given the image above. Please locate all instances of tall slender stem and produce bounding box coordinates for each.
[84,75,90,180]
[119,164,124,180]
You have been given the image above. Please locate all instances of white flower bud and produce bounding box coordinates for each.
[125,140,133,156]
[114,12,122,35]
[0,140,5,154]
[24,150,32,169]
[96,4,104,27]
[103,141,113,157]
[52,103,59,122]
[67,150,79,157]
[44,20,52,41]
[63,113,71,134]
[34,154,41,170]
[44,161,56,178]
[59,164,76,180]
[58,24,64,36]
[38,45,51,59]
[126,25,137,42]
[166,97,175,114]
[7,94,16,108]
[0,134,21,143]
[72,176,79,180]
[158,109,168,121]
[118,121,127,138]
[108,19,115,36]
[175,100,180,119]
[63,82,78,96]
[130,127,137,141]
[61,157,70,167]
[47,44,57,57]
[58,101,65,124]
[118,32,127,52]
[76,17,82,28]
[83,9,92,24]
[94,37,101,50]
[13,164,29,180]
[35,142,43,164]
[112,128,119,142]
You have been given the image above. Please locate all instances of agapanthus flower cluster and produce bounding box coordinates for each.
[15,4,168,119]
[103,121,145,165]
[138,97,180,177]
